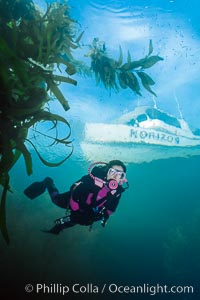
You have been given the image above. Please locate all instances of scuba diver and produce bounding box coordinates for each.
[24,160,128,234]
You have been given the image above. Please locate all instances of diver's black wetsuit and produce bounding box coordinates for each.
[47,167,124,234]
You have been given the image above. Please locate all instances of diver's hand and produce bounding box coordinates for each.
[101,216,108,227]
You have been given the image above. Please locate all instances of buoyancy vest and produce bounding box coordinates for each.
[69,174,124,213]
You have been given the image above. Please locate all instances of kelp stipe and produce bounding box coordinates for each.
[0,176,10,244]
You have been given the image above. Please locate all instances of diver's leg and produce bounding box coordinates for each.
[44,215,76,235]
[45,178,70,209]
[51,192,71,209]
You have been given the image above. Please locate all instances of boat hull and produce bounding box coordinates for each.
[81,142,200,163]
[83,123,200,147]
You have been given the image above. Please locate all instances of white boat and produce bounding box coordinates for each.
[80,106,200,163]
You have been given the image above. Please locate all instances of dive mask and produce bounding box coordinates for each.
[88,162,129,189]
[107,167,126,181]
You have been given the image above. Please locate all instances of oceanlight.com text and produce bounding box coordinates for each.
[24,283,194,296]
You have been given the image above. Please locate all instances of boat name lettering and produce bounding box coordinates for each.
[130,129,180,144]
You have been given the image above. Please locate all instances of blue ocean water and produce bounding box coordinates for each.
[1,0,200,299]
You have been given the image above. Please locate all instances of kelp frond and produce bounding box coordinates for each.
[87,38,163,96]
[0,0,80,244]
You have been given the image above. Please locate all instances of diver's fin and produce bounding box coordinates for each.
[24,178,53,199]
[41,225,62,235]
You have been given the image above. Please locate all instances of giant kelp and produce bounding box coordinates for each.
[0,0,80,244]
[0,0,163,244]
